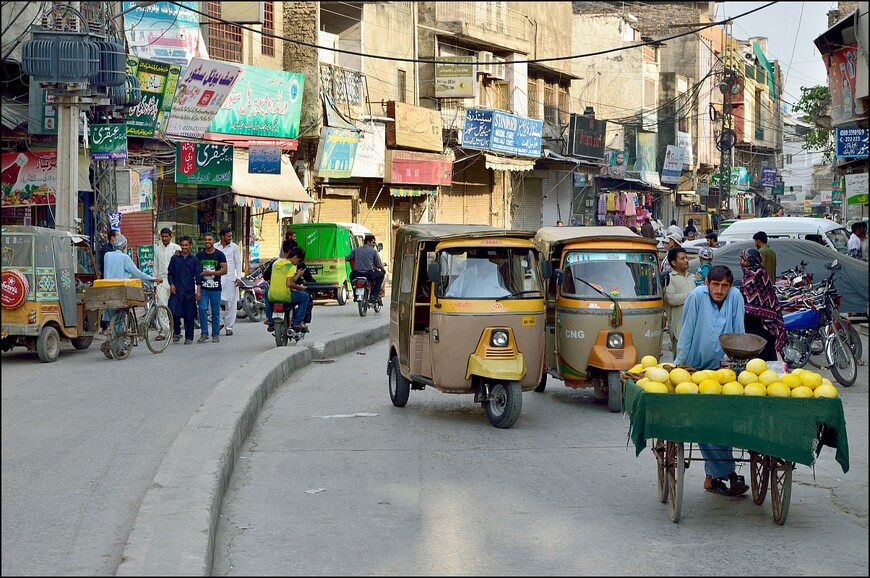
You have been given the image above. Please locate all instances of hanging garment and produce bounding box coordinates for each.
[606,192,618,212]
[624,193,637,217]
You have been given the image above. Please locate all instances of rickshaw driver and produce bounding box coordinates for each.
[673,265,750,497]
[445,255,510,298]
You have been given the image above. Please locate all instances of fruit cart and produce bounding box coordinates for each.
[624,377,849,525]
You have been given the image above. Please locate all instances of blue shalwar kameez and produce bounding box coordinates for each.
[168,253,202,341]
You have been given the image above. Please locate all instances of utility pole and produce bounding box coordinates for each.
[53,1,82,234]
[718,27,737,219]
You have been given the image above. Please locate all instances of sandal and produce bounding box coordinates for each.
[728,475,750,497]
[704,475,731,496]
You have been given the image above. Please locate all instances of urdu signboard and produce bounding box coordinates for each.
[462,108,543,158]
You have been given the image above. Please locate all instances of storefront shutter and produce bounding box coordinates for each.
[437,154,491,224]
[541,170,573,227]
[511,173,542,230]
[316,195,355,223]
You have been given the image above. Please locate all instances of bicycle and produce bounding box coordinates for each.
[102,284,174,360]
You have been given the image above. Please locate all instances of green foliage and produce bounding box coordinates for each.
[792,86,834,163]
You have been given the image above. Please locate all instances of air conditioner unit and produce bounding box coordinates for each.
[490,56,507,80]
[476,51,494,76]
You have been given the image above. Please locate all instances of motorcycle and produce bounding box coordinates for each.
[775,260,812,292]
[351,273,382,317]
[271,300,307,346]
[238,270,267,323]
[781,260,859,387]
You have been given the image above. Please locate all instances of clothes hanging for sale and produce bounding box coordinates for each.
[606,192,618,212]
[618,192,627,213]
[624,193,637,217]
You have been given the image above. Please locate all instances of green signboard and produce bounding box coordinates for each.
[125,56,178,137]
[137,244,155,276]
[90,124,128,160]
[175,142,233,186]
[207,64,304,139]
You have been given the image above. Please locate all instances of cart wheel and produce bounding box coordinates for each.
[750,451,769,505]
[145,305,173,354]
[108,310,135,360]
[666,442,684,523]
[653,439,668,504]
[770,457,793,526]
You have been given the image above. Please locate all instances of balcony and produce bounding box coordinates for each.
[435,2,533,54]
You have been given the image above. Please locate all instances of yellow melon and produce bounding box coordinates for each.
[746,358,768,375]
[800,371,823,390]
[813,384,839,398]
[722,381,744,395]
[641,355,658,368]
[674,382,699,394]
[645,367,670,385]
[714,368,737,384]
[737,370,758,386]
[644,382,669,394]
[698,380,722,395]
[791,386,814,398]
[628,364,644,374]
[758,370,780,386]
[767,382,791,398]
[780,374,802,390]
[744,383,767,396]
[692,370,714,385]
[669,368,692,387]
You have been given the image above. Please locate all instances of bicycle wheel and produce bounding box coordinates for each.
[145,305,173,354]
[108,310,135,360]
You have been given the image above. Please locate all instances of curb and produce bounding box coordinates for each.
[116,322,390,576]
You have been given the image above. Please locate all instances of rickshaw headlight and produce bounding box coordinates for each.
[491,329,509,347]
[607,332,625,349]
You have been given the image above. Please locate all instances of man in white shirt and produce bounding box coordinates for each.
[666,219,683,239]
[154,227,181,308]
[445,257,510,299]
[217,226,242,336]
[847,221,867,261]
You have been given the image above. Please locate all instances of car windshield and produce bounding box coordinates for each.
[561,250,660,300]
[436,247,544,299]
[826,228,850,252]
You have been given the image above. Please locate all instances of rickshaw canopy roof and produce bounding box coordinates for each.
[2,225,88,246]
[394,224,537,247]
[534,226,658,258]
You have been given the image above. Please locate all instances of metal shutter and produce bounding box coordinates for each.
[437,154,491,224]
[541,170,573,227]
[511,173,542,230]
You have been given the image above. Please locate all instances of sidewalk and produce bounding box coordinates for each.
[116,310,390,576]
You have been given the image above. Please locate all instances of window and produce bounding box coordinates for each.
[558,87,569,125]
[491,81,510,111]
[561,251,660,300]
[544,84,557,124]
[397,69,406,103]
[528,80,538,118]
[754,88,763,136]
[435,248,543,299]
[786,154,793,165]
[207,1,242,63]
[261,1,275,56]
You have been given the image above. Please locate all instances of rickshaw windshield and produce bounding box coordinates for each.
[2,233,33,269]
[561,250,660,300]
[435,247,543,299]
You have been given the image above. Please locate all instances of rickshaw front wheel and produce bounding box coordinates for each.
[607,372,623,413]
[36,325,61,363]
[388,357,410,407]
[483,380,522,429]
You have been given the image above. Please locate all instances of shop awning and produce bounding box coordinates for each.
[389,187,438,197]
[231,156,316,205]
[484,153,536,172]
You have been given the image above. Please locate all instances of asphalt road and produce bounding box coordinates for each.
[1,298,388,576]
[213,336,869,576]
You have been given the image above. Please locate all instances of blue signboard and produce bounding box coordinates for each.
[836,126,869,158]
[462,108,543,158]
[314,127,359,178]
[760,166,777,187]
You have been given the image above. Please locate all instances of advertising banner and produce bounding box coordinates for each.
[760,166,777,187]
[123,1,208,67]
[1,152,57,207]
[845,173,869,205]
[386,101,444,152]
[462,108,542,158]
[835,126,869,158]
[207,64,305,139]
[660,145,684,185]
[137,245,155,276]
[350,122,386,179]
[384,150,452,186]
[248,145,282,175]
[89,124,128,160]
[125,56,178,137]
[175,142,234,186]
[27,83,57,135]
[314,127,359,178]
[165,58,242,139]
[599,149,628,177]
[434,57,475,99]
[567,114,606,160]
[828,44,864,126]
[676,131,693,169]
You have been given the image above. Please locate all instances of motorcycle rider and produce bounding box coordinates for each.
[346,234,386,305]
[265,241,311,333]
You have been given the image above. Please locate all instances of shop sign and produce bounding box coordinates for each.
[676,131,693,169]
[835,126,869,158]
[599,149,627,177]
[1,151,57,207]
[661,145,684,185]
[462,108,543,158]
[434,57,475,99]
[566,114,605,160]
[248,145,282,175]
[845,173,869,205]
[709,166,751,193]
[760,166,777,187]
[123,1,208,67]
[165,58,242,139]
[175,142,234,186]
[90,124,128,160]
[384,150,452,186]
[314,127,359,179]
[351,122,386,179]
[134,167,155,211]
[386,101,444,153]
[803,198,812,215]
[125,56,176,137]
[828,44,863,126]
[137,245,155,276]
[1,270,29,309]
[108,211,122,230]
[208,64,304,139]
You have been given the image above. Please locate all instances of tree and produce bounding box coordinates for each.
[792,86,835,163]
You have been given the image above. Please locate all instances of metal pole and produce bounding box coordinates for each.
[55,95,80,233]
[412,1,420,107]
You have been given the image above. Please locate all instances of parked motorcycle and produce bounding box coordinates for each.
[351,274,381,317]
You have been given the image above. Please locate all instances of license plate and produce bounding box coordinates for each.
[355,288,364,296]
[308,265,323,274]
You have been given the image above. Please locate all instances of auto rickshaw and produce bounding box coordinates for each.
[534,226,664,413]
[1,225,100,362]
[387,224,549,429]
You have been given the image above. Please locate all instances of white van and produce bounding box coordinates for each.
[718,216,850,253]
[335,222,373,248]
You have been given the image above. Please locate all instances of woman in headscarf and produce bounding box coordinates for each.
[739,248,785,361]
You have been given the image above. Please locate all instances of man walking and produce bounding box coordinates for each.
[752,231,777,281]
[154,227,180,308]
[346,234,387,303]
[196,232,227,343]
[217,227,242,336]
[664,247,693,354]
[168,236,202,344]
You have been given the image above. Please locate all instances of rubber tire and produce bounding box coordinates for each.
[750,452,769,505]
[358,297,368,317]
[607,371,623,413]
[108,310,135,360]
[534,373,547,393]
[826,331,857,387]
[388,356,410,407]
[666,442,684,523]
[71,335,94,350]
[273,320,288,347]
[145,305,173,354]
[337,284,348,306]
[236,296,248,319]
[483,380,522,429]
[36,325,61,363]
[770,457,793,526]
[372,298,382,313]
[844,322,862,362]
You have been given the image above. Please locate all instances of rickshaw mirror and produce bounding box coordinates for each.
[541,260,552,280]
[427,262,441,283]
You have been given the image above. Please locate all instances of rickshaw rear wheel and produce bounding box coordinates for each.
[71,335,94,350]
[534,373,547,393]
[483,380,522,429]
[750,452,769,505]
[607,372,623,413]
[36,325,61,363]
[388,356,410,407]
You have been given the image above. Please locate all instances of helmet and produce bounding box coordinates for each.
[698,247,714,260]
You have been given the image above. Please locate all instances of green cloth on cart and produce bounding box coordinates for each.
[624,379,849,473]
